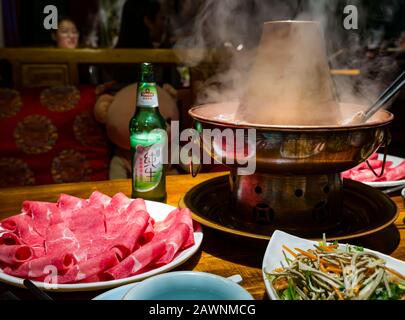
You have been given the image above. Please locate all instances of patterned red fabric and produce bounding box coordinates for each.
[0,85,111,187]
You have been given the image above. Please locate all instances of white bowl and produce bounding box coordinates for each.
[262,230,405,300]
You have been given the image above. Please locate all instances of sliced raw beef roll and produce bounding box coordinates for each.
[0,245,33,265]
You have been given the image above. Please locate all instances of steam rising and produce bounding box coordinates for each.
[175,0,399,125]
[237,21,341,125]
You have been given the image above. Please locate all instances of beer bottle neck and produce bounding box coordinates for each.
[136,105,161,114]
[139,63,155,83]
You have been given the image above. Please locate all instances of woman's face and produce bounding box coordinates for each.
[55,20,79,49]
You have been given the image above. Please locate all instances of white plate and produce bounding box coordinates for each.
[0,201,203,292]
[262,230,405,300]
[361,154,405,188]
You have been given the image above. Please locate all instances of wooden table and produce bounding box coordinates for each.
[0,172,404,300]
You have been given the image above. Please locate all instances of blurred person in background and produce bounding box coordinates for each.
[51,17,99,84]
[112,0,180,87]
[52,17,80,49]
[116,0,169,49]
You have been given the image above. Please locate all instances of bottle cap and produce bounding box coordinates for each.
[139,62,155,82]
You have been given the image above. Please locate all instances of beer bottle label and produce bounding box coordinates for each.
[132,142,164,193]
[130,126,166,195]
[137,83,158,108]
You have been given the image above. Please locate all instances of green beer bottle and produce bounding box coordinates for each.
[129,63,167,202]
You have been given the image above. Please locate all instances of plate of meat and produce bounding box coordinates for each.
[342,153,405,188]
[0,192,202,291]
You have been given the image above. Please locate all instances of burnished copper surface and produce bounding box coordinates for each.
[188,102,394,234]
[230,172,343,233]
[189,102,393,174]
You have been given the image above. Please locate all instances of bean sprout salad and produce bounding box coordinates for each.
[264,239,405,300]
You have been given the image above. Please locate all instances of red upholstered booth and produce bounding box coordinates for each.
[0,85,111,187]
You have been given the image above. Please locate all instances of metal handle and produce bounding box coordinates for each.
[366,131,391,178]
[366,146,388,178]
[190,130,202,178]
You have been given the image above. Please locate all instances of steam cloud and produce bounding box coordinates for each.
[174,0,400,123]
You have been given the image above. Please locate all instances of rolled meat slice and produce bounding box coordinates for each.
[0,232,21,246]
[0,215,44,246]
[57,249,121,284]
[105,199,147,234]
[341,170,352,179]
[22,201,61,236]
[68,206,106,235]
[71,208,150,261]
[152,223,192,267]
[139,217,155,245]
[103,193,134,230]
[154,208,195,248]
[32,246,46,259]
[378,161,405,181]
[108,210,150,257]
[104,198,152,246]
[105,193,132,215]
[57,194,88,211]
[341,157,393,181]
[102,217,195,280]
[119,198,152,245]
[0,245,33,265]
[77,274,100,283]
[45,223,80,258]
[100,240,166,281]
[349,170,381,182]
[3,253,76,278]
[130,198,147,213]
[1,215,22,232]
[88,191,111,208]
[353,160,392,171]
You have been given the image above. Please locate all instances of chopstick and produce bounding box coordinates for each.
[364,71,405,121]
[0,290,20,300]
[23,279,53,301]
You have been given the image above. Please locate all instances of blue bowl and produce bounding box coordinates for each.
[123,271,254,300]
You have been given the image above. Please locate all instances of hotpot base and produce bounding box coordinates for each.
[180,175,398,242]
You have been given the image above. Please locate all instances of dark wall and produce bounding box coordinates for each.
[20,0,68,46]
[10,0,98,47]
[3,0,405,47]
[361,0,405,38]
